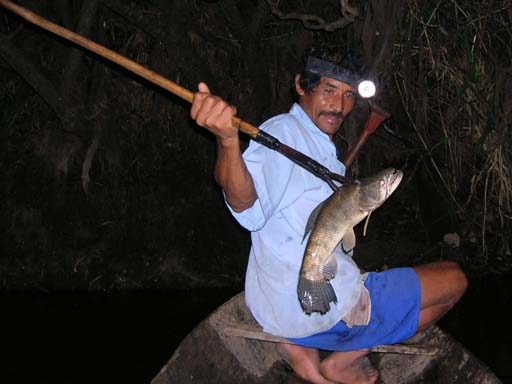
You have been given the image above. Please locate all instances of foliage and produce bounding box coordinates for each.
[0,0,510,292]
[392,0,512,272]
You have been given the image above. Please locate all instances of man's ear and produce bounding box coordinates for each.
[295,74,305,96]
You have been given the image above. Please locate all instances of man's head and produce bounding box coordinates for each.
[295,48,364,139]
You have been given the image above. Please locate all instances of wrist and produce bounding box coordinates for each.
[217,135,239,149]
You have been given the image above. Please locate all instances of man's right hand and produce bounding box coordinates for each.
[190,83,256,212]
[190,82,239,145]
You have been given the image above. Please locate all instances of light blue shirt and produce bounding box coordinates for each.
[229,103,364,338]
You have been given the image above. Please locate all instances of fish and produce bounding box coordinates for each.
[297,168,403,315]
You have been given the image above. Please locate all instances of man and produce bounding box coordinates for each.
[190,49,467,384]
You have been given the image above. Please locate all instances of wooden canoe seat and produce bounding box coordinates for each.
[223,321,439,356]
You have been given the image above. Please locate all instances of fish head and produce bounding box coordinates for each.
[357,168,403,212]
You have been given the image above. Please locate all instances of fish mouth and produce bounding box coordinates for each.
[389,169,402,184]
[387,169,403,195]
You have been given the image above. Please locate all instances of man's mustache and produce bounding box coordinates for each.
[319,111,344,119]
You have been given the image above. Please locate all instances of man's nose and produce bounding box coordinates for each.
[329,95,345,113]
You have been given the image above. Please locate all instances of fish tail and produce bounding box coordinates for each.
[297,277,338,315]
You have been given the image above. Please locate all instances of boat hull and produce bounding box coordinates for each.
[152,292,502,384]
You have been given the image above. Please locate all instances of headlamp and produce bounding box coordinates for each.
[304,55,376,98]
[357,80,376,98]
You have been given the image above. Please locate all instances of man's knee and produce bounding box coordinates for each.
[441,261,468,300]
[453,262,468,290]
[414,261,468,306]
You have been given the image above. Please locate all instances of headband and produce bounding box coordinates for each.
[304,55,360,88]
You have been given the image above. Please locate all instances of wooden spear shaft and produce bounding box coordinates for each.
[0,0,365,186]
[0,0,260,138]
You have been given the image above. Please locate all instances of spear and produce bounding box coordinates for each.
[0,0,360,189]
[344,102,390,171]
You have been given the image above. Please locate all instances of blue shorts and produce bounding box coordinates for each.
[287,267,421,351]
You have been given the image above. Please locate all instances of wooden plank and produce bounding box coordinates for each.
[223,323,439,356]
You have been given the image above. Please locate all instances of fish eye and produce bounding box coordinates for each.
[379,179,386,187]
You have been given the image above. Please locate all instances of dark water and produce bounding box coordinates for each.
[438,274,511,383]
[2,277,510,383]
[2,286,241,384]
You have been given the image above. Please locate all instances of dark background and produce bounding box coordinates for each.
[1,0,511,383]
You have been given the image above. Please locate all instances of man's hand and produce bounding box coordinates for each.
[190,82,257,211]
[190,82,238,145]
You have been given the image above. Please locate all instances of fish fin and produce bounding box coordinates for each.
[297,277,338,315]
[341,228,356,252]
[302,200,326,243]
[363,211,373,237]
[322,255,337,280]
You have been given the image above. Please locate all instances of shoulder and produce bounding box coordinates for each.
[259,110,307,145]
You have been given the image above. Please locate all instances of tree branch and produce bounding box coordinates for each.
[265,0,359,32]
[219,0,272,121]
[81,135,99,193]
[100,0,217,89]
[249,0,271,39]
[0,33,65,121]
[60,0,100,123]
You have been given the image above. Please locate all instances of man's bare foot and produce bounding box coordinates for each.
[280,343,335,384]
[321,352,379,384]
[333,357,378,384]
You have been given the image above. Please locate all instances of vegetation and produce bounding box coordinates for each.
[392,0,512,272]
[0,0,510,291]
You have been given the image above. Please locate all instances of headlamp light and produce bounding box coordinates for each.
[357,80,376,98]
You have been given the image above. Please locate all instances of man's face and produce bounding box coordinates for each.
[296,75,357,139]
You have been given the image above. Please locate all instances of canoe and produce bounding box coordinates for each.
[152,292,502,384]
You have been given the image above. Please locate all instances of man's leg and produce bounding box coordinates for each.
[281,342,378,384]
[282,262,466,383]
[315,262,466,383]
[320,350,378,384]
[413,261,468,331]
[280,343,335,384]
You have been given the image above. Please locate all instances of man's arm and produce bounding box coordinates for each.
[190,82,257,212]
